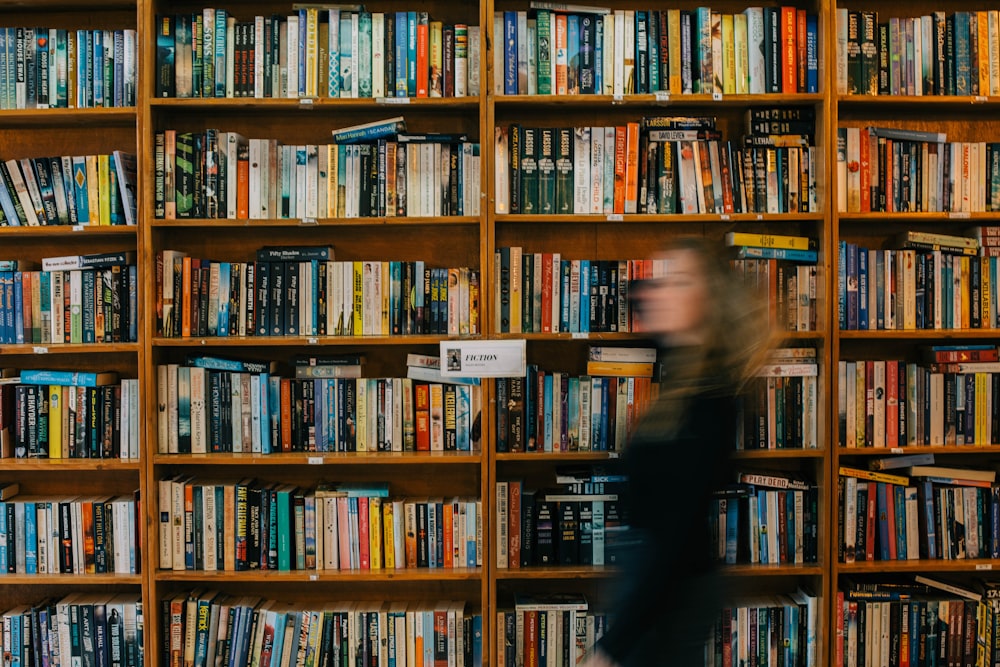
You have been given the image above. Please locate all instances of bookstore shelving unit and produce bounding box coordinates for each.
[830,1,1000,664]
[0,0,146,642]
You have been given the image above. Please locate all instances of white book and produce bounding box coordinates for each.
[573,126,590,214]
[517,11,528,94]
[166,363,180,454]
[171,476,189,570]
[250,374,262,453]
[603,12,615,95]
[745,7,766,95]
[372,13,386,98]
[254,16,265,98]
[305,144,319,219]
[5,159,38,225]
[526,18,537,95]
[258,138,271,219]
[493,13,504,95]
[468,25,480,96]
[286,14,299,98]
[248,138,262,218]
[190,367,207,454]
[622,11,635,94]
[590,128,604,213]
[612,10,625,96]
[202,483,217,570]
[226,17,237,97]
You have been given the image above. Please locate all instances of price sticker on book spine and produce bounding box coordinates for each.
[977,563,993,570]
[607,452,619,459]
[72,224,84,232]
[33,346,48,354]
[308,456,323,465]
[607,213,623,221]
[377,96,410,105]
[654,91,670,103]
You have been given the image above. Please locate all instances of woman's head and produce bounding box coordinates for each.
[632,236,776,389]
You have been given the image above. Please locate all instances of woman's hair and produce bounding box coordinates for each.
[653,235,780,403]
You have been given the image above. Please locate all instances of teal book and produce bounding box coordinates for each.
[953,11,970,96]
[536,10,552,94]
[328,10,341,97]
[566,375,580,450]
[214,9,227,97]
[553,128,573,214]
[358,12,372,97]
[338,13,353,97]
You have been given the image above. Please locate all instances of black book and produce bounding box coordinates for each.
[521,488,537,567]
[579,15,597,94]
[534,499,556,565]
[537,128,557,215]
[156,16,176,97]
[509,124,521,214]
[285,262,299,336]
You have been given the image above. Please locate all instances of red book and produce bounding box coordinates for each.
[181,256,192,337]
[236,139,250,219]
[540,253,554,333]
[416,13,430,97]
[280,378,292,452]
[358,496,370,569]
[524,610,539,667]
[414,382,430,451]
[859,127,871,213]
[781,7,797,94]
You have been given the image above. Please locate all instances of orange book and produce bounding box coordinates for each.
[624,122,640,214]
[442,502,453,568]
[416,13,430,97]
[613,126,627,214]
[414,382,430,451]
[369,496,383,569]
[555,14,568,95]
[181,256,192,337]
[236,140,250,219]
[82,499,96,573]
[280,378,292,452]
[781,7,797,94]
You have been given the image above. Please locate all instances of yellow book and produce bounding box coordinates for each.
[838,465,909,486]
[383,501,395,569]
[85,155,100,225]
[721,13,736,94]
[369,496,382,569]
[724,231,813,251]
[98,154,111,226]
[961,256,971,329]
[305,8,320,97]
[326,144,338,218]
[982,256,992,330]
[668,9,682,94]
[976,373,988,445]
[733,13,749,95]
[352,260,363,335]
[429,21,444,97]
[979,12,990,99]
[585,360,655,377]
[48,385,62,459]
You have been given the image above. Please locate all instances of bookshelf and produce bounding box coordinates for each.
[21,0,1000,664]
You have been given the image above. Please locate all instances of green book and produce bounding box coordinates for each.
[537,128,556,214]
[521,127,539,214]
[536,10,552,94]
[554,127,574,214]
[174,133,195,218]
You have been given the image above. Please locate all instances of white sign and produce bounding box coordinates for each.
[439,339,527,378]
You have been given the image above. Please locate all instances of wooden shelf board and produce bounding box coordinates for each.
[0,343,139,355]
[152,335,482,347]
[0,574,141,584]
[731,449,826,461]
[494,566,617,580]
[155,568,483,582]
[719,564,825,577]
[839,329,1000,340]
[836,560,1000,574]
[838,94,1000,107]
[496,451,621,462]
[0,107,136,125]
[837,445,1000,456]
[0,459,141,471]
[154,452,482,466]
[496,213,824,224]
[496,93,825,107]
[149,97,480,111]
[837,212,1000,222]
[149,216,480,228]
[0,225,137,237]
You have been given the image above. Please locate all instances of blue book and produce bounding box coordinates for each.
[471,615,483,667]
[837,240,847,329]
[590,377,602,449]
[455,385,471,451]
[217,262,230,336]
[23,500,36,573]
[330,116,406,144]
[406,12,418,97]
[734,246,819,262]
[267,376,281,453]
[954,12,970,96]
[542,372,553,451]
[13,271,23,344]
[128,265,138,341]
[756,490,768,563]
[725,497,739,564]
[72,156,90,223]
[310,259,319,335]
[593,18,604,93]
[874,250,885,329]
[393,12,408,96]
[566,376,580,450]
[567,15,580,93]
[845,242,858,330]
[93,29,104,106]
[857,246,868,330]
[358,12,372,98]
[785,490,795,563]
[806,13,818,93]
[0,167,20,225]
[298,10,308,96]
[599,377,610,449]
[559,259,571,333]
[896,485,909,559]
[19,369,117,386]
[503,12,518,94]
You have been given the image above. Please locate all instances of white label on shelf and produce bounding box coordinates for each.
[890,447,904,454]
[72,224,84,231]
[612,93,624,103]
[571,332,588,339]
[607,213,623,221]
[307,337,319,345]
[949,211,971,219]
[33,346,48,354]
[977,563,993,570]
[712,92,723,101]
[377,96,410,104]
[974,95,989,103]
[756,214,764,221]
[719,213,730,221]
[300,217,317,225]
[308,456,323,465]
[654,91,670,103]
[298,98,315,107]
[310,573,319,580]
[200,339,207,345]
[607,452,620,459]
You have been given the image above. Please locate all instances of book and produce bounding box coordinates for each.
[18,370,118,387]
[330,117,406,144]
[724,232,815,251]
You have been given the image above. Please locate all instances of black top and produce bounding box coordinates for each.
[597,380,738,667]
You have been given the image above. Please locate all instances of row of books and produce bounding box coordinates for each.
[839,467,1000,561]
[156,9,481,99]
[496,472,628,568]
[0,28,137,109]
[731,256,819,333]
[0,491,140,575]
[155,128,482,220]
[0,263,138,345]
[158,477,481,572]
[711,475,820,565]
[157,360,483,455]
[1,377,140,461]
[158,252,481,339]
[709,591,818,667]
[837,10,1000,97]
[838,359,1000,448]
[495,369,657,454]
[738,354,819,450]
[0,151,137,227]
[496,595,604,667]
[494,7,819,96]
[835,593,995,667]
[495,117,819,217]
[838,241,1000,332]
[0,594,143,667]
[838,127,1000,214]
[162,591,483,667]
